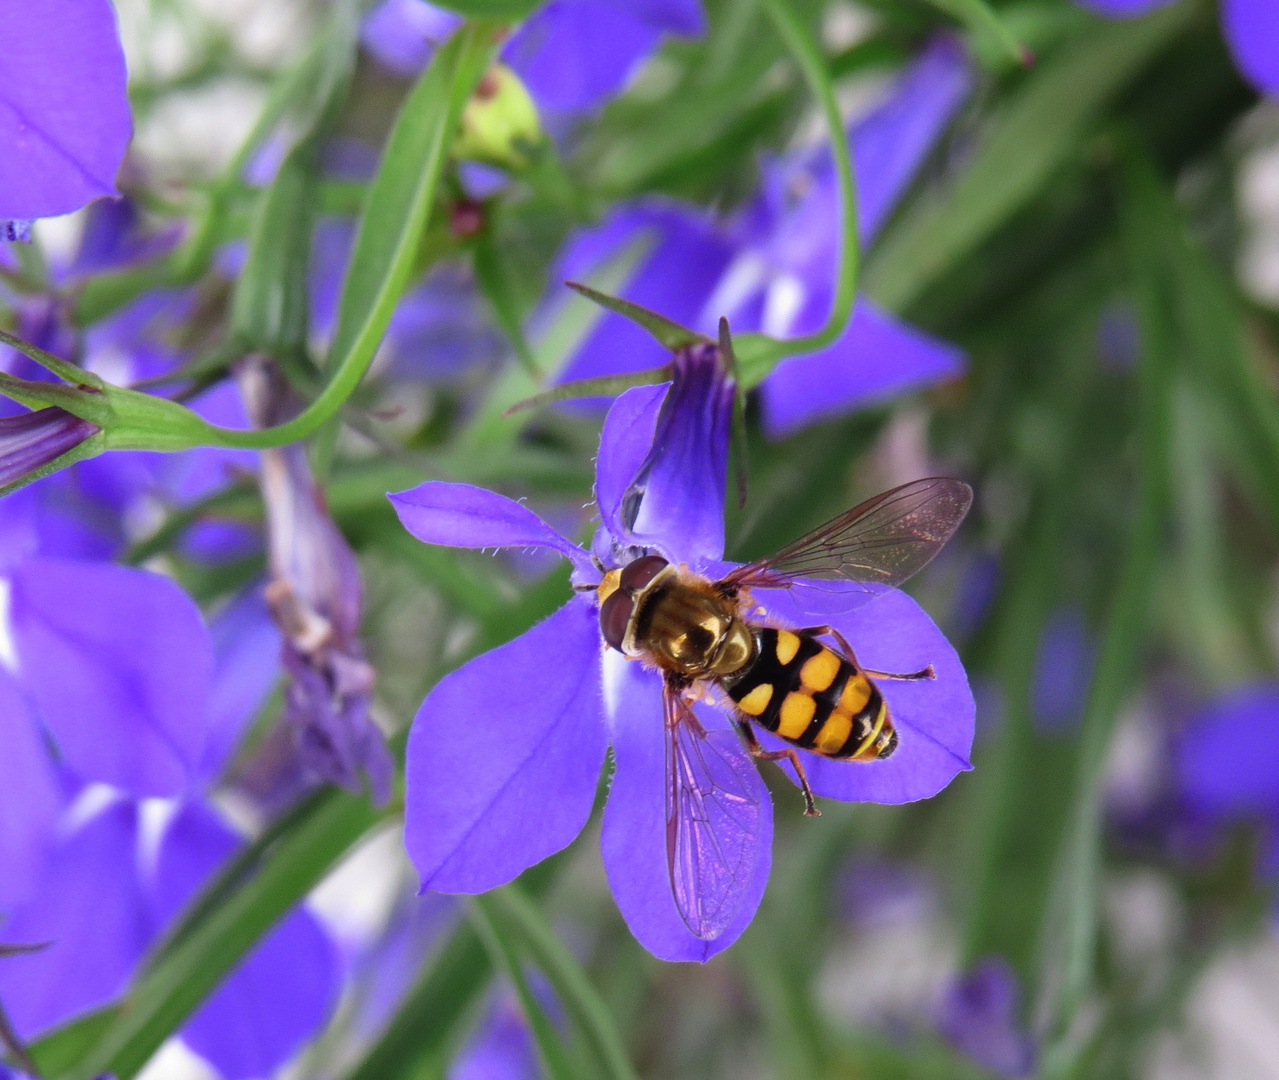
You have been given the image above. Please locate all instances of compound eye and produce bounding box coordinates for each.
[619,554,669,594]
[599,589,636,652]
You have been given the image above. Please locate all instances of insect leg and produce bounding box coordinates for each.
[799,624,935,681]
[734,719,821,818]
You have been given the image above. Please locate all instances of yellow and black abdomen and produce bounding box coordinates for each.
[721,628,897,761]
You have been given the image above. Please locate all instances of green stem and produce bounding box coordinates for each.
[199,21,497,450]
[736,0,858,378]
[491,888,641,1080]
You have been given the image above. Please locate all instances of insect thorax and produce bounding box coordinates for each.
[632,576,755,679]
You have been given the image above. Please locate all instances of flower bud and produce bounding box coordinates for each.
[455,64,542,170]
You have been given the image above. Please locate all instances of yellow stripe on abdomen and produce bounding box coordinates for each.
[777,691,816,738]
[800,648,841,692]
[839,673,872,716]
[812,710,853,754]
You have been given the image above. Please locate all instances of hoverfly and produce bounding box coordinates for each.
[595,477,972,939]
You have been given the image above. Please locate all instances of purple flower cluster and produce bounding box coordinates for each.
[391,339,974,961]
[0,489,338,1076]
[551,36,971,437]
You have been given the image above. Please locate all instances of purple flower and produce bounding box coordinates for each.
[362,0,704,117]
[1030,606,1095,733]
[554,37,971,437]
[935,957,1037,1078]
[1174,682,1279,878]
[0,0,131,221]
[390,342,973,961]
[0,407,100,492]
[238,358,393,805]
[1074,0,1279,99]
[449,991,539,1080]
[0,497,340,1072]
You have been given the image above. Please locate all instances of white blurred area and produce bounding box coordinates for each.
[112,0,315,180]
[1237,102,1279,308]
[1148,934,1279,1080]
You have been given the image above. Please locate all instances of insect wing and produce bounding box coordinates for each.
[723,477,972,593]
[664,682,765,941]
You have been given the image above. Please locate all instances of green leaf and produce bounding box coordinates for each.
[1033,148,1175,1072]
[430,0,539,15]
[565,281,709,351]
[502,366,672,416]
[30,1008,119,1078]
[486,888,641,1080]
[56,789,385,1080]
[474,227,541,376]
[923,0,1031,67]
[718,317,749,509]
[470,894,581,1080]
[863,0,1199,314]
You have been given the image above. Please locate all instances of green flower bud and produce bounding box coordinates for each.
[454,63,542,170]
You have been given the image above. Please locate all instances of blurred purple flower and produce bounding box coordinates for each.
[449,992,539,1080]
[0,563,340,1074]
[0,0,131,223]
[310,218,504,382]
[554,36,971,437]
[1075,0,1279,98]
[1175,682,1279,878]
[390,343,973,961]
[239,357,393,805]
[935,957,1037,1078]
[362,0,704,116]
[1030,606,1095,733]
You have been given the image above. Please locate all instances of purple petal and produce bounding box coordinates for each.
[759,301,965,439]
[1175,683,1279,815]
[757,587,973,803]
[502,3,662,114]
[600,655,772,961]
[853,36,973,243]
[1222,0,1279,99]
[0,408,100,490]
[1072,0,1176,15]
[148,803,340,1079]
[1030,607,1094,733]
[0,800,148,1038]
[630,0,706,35]
[936,957,1037,1078]
[201,586,282,781]
[595,382,671,546]
[628,345,734,564]
[555,205,736,384]
[361,0,461,76]
[0,0,130,219]
[0,485,39,571]
[390,481,594,576]
[405,597,608,892]
[9,557,214,796]
[0,664,62,909]
[450,996,539,1080]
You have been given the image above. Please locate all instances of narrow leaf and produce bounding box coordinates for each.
[503,366,672,416]
[864,0,1197,313]
[471,894,580,1080]
[491,887,641,1080]
[924,0,1032,67]
[565,281,709,351]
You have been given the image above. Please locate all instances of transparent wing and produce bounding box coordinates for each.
[664,681,765,941]
[723,477,972,593]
